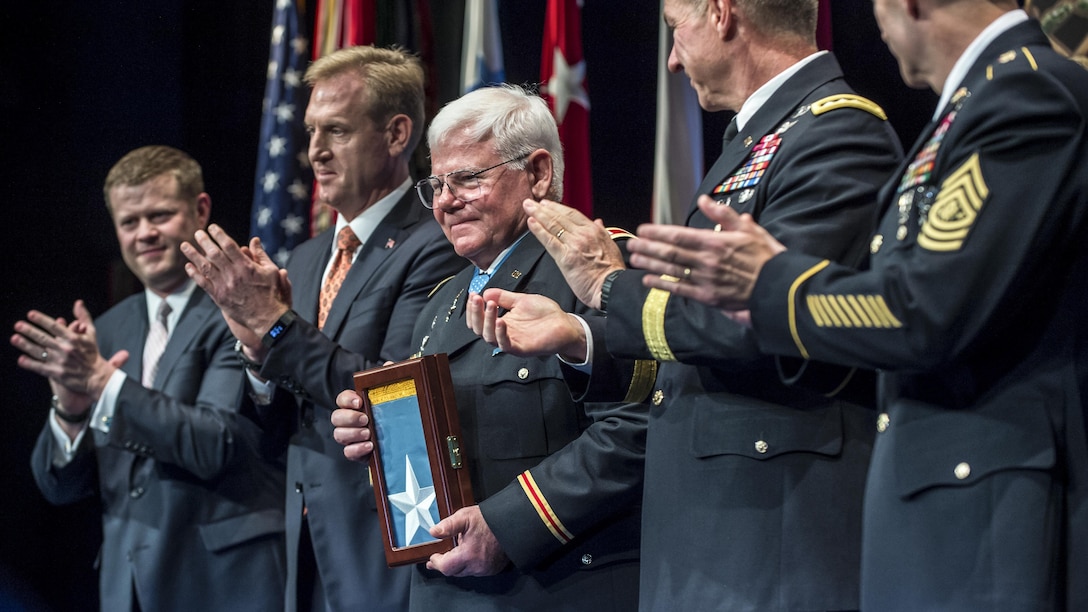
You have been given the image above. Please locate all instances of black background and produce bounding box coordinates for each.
[0,1,934,609]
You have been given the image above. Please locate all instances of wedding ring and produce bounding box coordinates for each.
[556,229,565,239]
[683,267,692,280]
[41,351,49,361]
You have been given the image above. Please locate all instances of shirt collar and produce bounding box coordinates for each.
[331,177,412,255]
[933,10,1028,120]
[735,50,828,131]
[144,278,196,330]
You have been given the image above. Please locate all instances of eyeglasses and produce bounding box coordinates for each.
[415,152,531,209]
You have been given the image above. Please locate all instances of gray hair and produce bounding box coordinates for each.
[675,0,818,43]
[427,84,565,200]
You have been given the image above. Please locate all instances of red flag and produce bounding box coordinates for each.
[540,0,592,216]
[817,0,833,51]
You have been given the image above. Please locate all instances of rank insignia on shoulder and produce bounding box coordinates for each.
[987,47,1039,80]
[811,94,888,120]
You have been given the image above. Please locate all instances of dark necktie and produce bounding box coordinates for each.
[722,117,740,148]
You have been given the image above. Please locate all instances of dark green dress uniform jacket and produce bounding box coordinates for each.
[407,235,646,612]
[567,53,902,611]
[748,21,1088,611]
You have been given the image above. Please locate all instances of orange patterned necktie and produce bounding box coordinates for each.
[318,226,361,329]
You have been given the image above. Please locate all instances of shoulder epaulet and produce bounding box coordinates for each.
[428,275,458,298]
[606,227,636,241]
[810,94,888,121]
[986,47,1039,80]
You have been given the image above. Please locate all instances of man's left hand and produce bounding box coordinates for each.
[628,196,785,311]
[523,198,624,309]
[426,505,510,577]
[181,224,292,344]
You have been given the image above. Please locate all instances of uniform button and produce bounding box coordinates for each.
[870,235,884,254]
[130,487,144,499]
[295,482,304,494]
[954,462,971,480]
[754,440,768,454]
[517,367,529,380]
[652,390,664,406]
[123,441,133,449]
[877,413,890,433]
[580,553,593,566]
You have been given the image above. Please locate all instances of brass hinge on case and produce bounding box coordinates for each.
[446,436,463,469]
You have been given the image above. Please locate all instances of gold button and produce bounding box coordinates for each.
[954,462,971,480]
[754,440,768,454]
[870,235,883,254]
[876,413,890,433]
[652,389,664,406]
[517,367,529,380]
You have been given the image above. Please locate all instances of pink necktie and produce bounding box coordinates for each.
[142,300,172,387]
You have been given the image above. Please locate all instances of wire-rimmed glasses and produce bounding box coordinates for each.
[415,152,531,209]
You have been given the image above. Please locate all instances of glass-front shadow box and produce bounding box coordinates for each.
[354,354,475,566]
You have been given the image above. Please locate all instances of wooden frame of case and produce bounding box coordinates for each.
[353,354,475,566]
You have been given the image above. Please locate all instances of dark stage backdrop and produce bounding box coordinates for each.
[0,1,933,609]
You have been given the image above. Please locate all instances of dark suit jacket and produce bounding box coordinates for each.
[568,53,902,610]
[750,22,1088,610]
[405,235,644,612]
[30,288,287,612]
[257,190,464,611]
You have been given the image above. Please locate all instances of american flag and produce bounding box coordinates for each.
[251,0,314,266]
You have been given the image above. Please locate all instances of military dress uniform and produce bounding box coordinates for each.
[406,234,646,612]
[567,53,903,611]
[747,20,1088,610]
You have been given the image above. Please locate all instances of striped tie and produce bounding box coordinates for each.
[142,300,172,387]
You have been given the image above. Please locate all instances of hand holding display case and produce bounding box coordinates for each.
[353,354,475,566]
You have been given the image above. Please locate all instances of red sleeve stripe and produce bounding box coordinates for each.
[517,470,574,544]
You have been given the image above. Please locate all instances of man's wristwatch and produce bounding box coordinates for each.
[51,395,90,424]
[234,339,264,372]
[598,269,624,312]
[261,309,298,348]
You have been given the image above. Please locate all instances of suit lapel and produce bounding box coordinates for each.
[292,231,334,325]
[123,295,150,383]
[321,191,426,336]
[151,289,215,389]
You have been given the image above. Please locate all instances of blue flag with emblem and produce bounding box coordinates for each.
[251,0,314,267]
[461,0,505,94]
[372,391,442,548]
